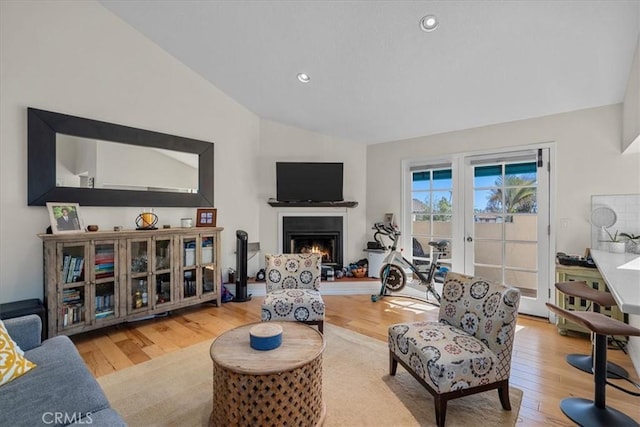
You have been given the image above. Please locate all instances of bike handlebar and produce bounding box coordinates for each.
[373,221,400,236]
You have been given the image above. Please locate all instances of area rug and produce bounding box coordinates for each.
[98,323,522,426]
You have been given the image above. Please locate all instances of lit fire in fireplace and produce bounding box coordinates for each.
[311,246,330,262]
[297,242,333,263]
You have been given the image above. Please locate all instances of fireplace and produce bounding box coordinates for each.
[282,216,343,268]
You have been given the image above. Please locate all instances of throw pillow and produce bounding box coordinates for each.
[0,319,37,386]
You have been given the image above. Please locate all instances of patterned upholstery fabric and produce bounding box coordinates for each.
[388,272,520,394]
[261,253,324,324]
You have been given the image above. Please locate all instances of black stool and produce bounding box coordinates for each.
[555,281,629,379]
[546,302,640,427]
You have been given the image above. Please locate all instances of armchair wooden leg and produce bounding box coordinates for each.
[497,380,511,410]
[389,351,398,375]
[318,321,323,334]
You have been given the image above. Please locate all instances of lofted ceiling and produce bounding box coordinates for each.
[99,0,640,145]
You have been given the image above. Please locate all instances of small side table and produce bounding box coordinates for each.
[209,322,325,427]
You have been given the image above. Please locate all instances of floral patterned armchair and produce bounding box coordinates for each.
[388,272,521,427]
[261,253,324,333]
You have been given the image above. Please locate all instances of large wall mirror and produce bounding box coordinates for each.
[28,108,214,207]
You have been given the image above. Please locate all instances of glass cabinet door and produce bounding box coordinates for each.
[153,237,173,307]
[128,239,151,313]
[58,242,88,330]
[201,234,216,296]
[92,241,117,322]
[181,236,197,299]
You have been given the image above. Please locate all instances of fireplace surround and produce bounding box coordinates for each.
[281,216,343,268]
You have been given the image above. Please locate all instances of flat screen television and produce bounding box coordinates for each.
[276,162,344,202]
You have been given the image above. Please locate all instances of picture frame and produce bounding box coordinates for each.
[384,213,395,226]
[47,202,84,234]
[196,208,217,227]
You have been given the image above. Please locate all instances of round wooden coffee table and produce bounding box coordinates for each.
[209,322,325,427]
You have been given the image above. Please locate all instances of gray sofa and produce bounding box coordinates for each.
[1,315,125,426]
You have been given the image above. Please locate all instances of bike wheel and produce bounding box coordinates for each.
[380,264,406,292]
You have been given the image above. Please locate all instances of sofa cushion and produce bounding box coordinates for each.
[0,319,37,386]
[0,335,112,427]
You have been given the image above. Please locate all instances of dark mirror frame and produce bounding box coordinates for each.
[28,107,214,207]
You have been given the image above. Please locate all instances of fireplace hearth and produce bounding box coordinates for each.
[282,216,343,268]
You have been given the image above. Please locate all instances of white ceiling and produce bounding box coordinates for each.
[99,0,640,145]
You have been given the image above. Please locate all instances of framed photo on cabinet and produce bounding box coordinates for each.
[47,202,84,234]
[196,208,217,227]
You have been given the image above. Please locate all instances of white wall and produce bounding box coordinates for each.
[367,104,640,254]
[0,0,261,303]
[623,35,640,153]
[367,103,640,374]
[257,119,368,273]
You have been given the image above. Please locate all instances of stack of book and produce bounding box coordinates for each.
[95,293,114,319]
[62,288,83,326]
[95,247,115,279]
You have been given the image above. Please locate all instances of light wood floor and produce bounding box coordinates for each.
[71,295,640,426]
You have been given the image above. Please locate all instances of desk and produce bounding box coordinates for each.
[590,250,640,315]
[209,322,325,427]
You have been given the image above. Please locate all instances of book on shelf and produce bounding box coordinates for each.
[62,255,85,283]
[62,302,83,326]
[67,258,77,283]
[62,255,71,282]
[95,310,114,319]
[63,288,82,303]
[95,294,114,313]
[72,257,84,282]
[94,249,115,279]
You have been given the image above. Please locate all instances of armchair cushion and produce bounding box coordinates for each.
[389,321,498,394]
[262,289,324,322]
[265,253,321,292]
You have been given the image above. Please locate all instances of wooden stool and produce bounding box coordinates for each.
[546,303,640,427]
[555,281,629,379]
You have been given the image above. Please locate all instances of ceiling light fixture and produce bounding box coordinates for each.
[419,15,439,32]
[297,73,311,83]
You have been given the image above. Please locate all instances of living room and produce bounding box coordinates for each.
[1,1,639,426]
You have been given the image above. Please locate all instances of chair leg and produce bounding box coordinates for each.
[318,321,323,334]
[434,395,447,427]
[498,380,511,410]
[389,352,398,375]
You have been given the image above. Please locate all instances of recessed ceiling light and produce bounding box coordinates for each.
[297,73,311,83]
[419,15,439,32]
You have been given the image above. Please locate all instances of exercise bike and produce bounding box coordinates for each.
[370,221,449,304]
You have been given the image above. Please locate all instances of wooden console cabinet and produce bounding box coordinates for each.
[555,264,627,341]
[39,227,222,338]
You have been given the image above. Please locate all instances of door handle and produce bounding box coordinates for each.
[466,236,473,242]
